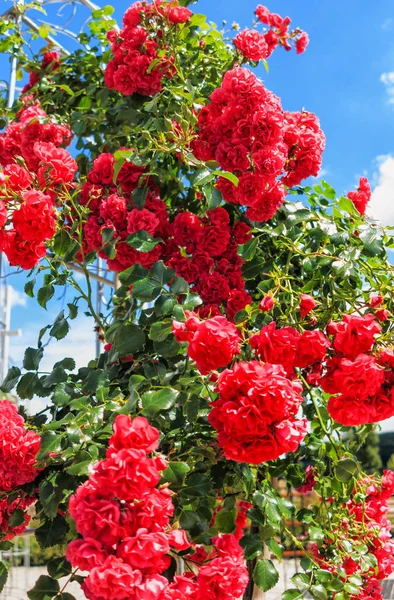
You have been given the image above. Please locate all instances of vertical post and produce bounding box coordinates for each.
[96,257,104,358]
[7,0,23,109]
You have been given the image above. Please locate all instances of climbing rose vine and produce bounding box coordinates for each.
[0,1,394,600]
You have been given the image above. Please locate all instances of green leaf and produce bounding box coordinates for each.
[240,534,263,560]
[179,474,212,498]
[267,537,283,560]
[310,584,328,600]
[215,509,236,533]
[114,324,146,355]
[17,372,38,399]
[309,526,325,547]
[47,557,72,580]
[131,186,149,209]
[127,230,162,252]
[132,278,162,301]
[25,279,35,298]
[0,562,7,593]
[203,184,222,208]
[282,591,304,600]
[101,227,114,244]
[27,575,59,600]
[163,462,190,484]
[36,432,62,460]
[142,387,179,415]
[193,168,214,187]
[1,366,21,392]
[9,508,25,527]
[35,515,68,548]
[67,304,78,320]
[253,559,279,592]
[53,358,75,371]
[171,277,189,295]
[335,458,359,482]
[43,367,68,387]
[238,238,258,261]
[50,318,69,341]
[149,321,173,342]
[213,170,239,186]
[23,347,44,371]
[37,285,55,309]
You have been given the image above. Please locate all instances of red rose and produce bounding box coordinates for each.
[172,211,202,249]
[13,189,56,242]
[209,361,304,464]
[34,141,77,184]
[66,538,108,571]
[4,229,47,269]
[330,354,385,400]
[187,315,240,374]
[167,6,192,23]
[82,556,143,600]
[117,529,170,574]
[259,296,274,312]
[127,208,160,236]
[100,193,127,228]
[376,309,389,322]
[347,177,371,216]
[295,32,309,55]
[195,272,230,306]
[234,29,269,62]
[91,449,161,501]
[369,294,383,308]
[332,314,381,358]
[299,294,316,318]
[226,289,252,321]
[108,415,159,456]
[68,483,125,546]
[293,330,330,368]
[0,400,41,492]
[250,321,300,372]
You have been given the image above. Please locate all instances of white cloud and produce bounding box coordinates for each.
[369,154,394,225]
[380,72,394,104]
[8,285,27,308]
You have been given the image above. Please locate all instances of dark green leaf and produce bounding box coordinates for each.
[335,458,358,482]
[127,230,162,252]
[142,387,179,415]
[37,285,55,309]
[1,366,21,392]
[0,562,7,593]
[50,318,69,341]
[17,372,39,400]
[23,347,44,371]
[36,432,62,460]
[35,515,68,548]
[27,575,59,600]
[47,557,72,580]
[253,559,279,592]
[114,324,146,355]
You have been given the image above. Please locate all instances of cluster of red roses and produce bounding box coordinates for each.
[80,151,170,271]
[81,152,253,315]
[168,209,252,319]
[0,100,76,268]
[22,50,60,94]
[209,360,307,464]
[311,471,394,600]
[319,313,394,427]
[0,399,40,540]
[194,67,325,222]
[105,0,191,97]
[67,414,249,600]
[233,4,309,63]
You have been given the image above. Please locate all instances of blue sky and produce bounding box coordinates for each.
[1,0,394,426]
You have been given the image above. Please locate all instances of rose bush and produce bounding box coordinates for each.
[0,1,394,599]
